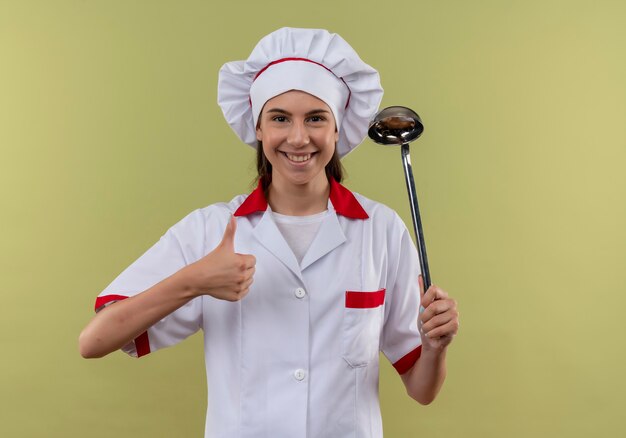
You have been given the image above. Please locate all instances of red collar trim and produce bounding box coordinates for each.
[234,180,268,217]
[234,178,369,219]
[328,178,369,219]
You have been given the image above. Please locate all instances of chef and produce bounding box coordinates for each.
[79,27,459,438]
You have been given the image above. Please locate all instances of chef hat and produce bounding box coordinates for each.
[217,27,384,158]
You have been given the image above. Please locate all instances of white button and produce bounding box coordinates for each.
[294,287,306,299]
[294,369,306,381]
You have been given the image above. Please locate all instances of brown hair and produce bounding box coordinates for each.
[254,141,344,197]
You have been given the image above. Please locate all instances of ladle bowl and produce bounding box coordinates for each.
[367,106,424,145]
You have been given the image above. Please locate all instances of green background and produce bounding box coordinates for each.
[1,0,625,436]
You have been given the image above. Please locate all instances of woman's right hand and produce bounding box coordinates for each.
[181,215,256,301]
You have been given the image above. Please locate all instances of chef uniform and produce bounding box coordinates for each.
[94,27,423,438]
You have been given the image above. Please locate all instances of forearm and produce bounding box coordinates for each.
[79,269,197,359]
[402,346,448,405]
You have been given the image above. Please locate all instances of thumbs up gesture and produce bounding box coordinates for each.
[181,215,256,301]
[417,275,459,352]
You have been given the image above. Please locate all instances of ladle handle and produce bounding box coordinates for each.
[401,143,432,291]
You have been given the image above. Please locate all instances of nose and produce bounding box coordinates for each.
[286,120,310,148]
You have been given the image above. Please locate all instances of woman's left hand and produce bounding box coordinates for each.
[418,275,459,352]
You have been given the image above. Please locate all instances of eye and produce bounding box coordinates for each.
[308,115,326,123]
[272,115,288,123]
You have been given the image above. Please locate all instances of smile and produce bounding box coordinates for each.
[281,152,316,163]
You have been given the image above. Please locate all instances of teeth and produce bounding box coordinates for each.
[285,153,311,162]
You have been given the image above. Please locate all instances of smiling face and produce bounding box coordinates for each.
[256,90,339,189]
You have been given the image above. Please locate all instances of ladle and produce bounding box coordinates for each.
[368,106,431,291]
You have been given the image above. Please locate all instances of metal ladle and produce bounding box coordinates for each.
[368,106,431,291]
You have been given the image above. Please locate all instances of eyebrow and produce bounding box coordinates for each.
[265,108,331,116]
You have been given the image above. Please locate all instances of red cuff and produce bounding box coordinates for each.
[133,331,151,357]
[392,345,422,374]
[95,294,129,312]
[93,294,151,358]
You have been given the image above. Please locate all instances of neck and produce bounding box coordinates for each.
[267,173,330,216]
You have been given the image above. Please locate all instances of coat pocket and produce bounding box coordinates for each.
[342,289,386,368]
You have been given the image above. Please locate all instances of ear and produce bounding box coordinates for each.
[334,129,339,143]
[256,117,263,141]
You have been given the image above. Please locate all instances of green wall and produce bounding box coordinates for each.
[1,0,625,436]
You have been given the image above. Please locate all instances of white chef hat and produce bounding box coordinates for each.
[217,27,384,158]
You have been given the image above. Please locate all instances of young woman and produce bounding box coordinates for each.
[79,27,459,437]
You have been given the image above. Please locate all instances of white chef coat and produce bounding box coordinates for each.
[95,178,423,438]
